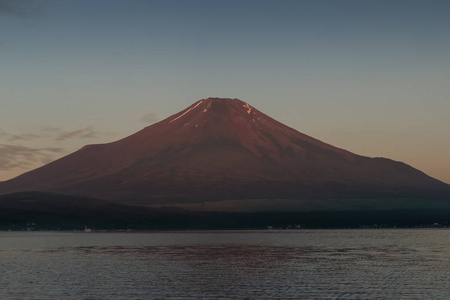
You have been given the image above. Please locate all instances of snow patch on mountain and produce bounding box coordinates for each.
[243,103,252,114]
[169,101,203,123]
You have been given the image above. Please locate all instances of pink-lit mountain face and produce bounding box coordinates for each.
[0,98,449,207]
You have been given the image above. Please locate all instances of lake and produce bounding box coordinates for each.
[1,230,449,299]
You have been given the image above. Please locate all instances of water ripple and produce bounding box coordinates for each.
[1,230,450,299]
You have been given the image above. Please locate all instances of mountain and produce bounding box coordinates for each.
[0,98,449,211]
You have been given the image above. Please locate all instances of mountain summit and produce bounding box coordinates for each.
[0,98,449,209]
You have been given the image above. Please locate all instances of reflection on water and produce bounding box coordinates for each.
[1,230,450,299]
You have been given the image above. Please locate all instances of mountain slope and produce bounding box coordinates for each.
[0,98,449,207]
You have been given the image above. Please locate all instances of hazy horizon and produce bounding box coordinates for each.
[1,0,449,184]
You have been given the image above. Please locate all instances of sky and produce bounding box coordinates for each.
[0,0,449,184]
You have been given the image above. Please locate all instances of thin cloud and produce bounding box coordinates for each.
[55,126,98,141]
[0,128,7,139]
[1,126,108,142]
[0,0,18,15]
[0,0,39,17]
[42,126,62,133]
[42,126,112,141]
[139,111,159,124]
[0,128,41,142]
[8,133,41,142]
[0,144,64,171]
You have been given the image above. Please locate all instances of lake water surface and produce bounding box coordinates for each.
[1,230,450,299]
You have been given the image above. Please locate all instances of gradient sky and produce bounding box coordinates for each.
[1,0,449,184]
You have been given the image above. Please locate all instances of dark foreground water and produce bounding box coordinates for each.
[1,230,450,299]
